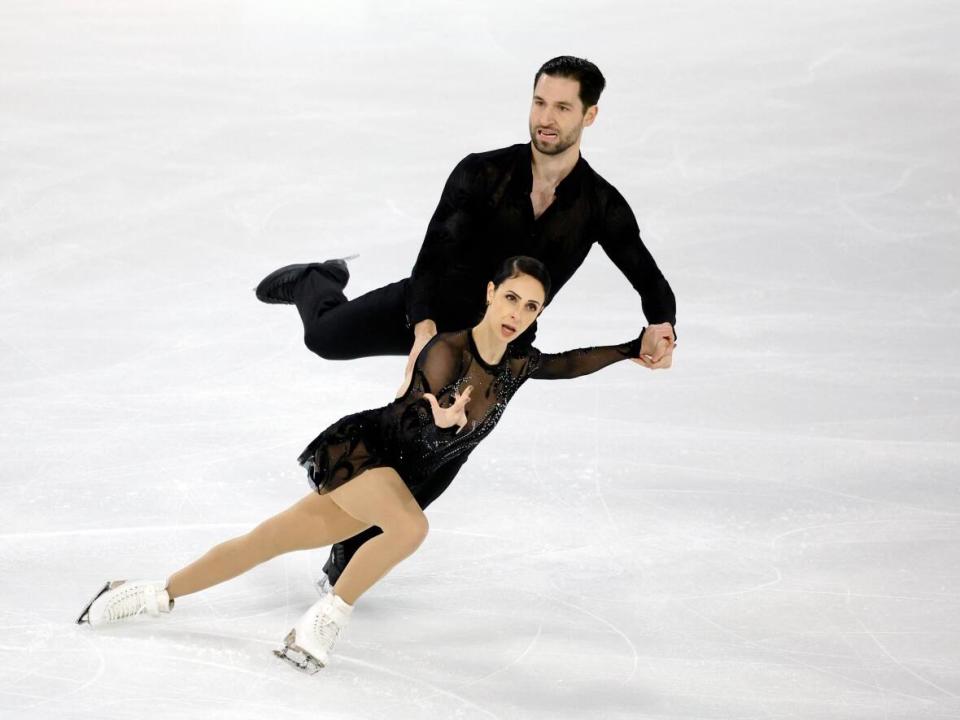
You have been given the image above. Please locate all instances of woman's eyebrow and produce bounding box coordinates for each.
[506,291,541,306]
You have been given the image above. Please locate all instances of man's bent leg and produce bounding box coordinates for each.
[295,276,413,360]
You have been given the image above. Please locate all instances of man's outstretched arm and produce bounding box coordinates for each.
[597,188,677,369]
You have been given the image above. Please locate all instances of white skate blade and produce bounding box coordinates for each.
[76,580,125,625]
[273,629,325,674]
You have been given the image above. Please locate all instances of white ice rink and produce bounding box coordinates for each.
[2,1,959,718]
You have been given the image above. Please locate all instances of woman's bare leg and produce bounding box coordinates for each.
[166,492,370,599]
[325,467,428,605]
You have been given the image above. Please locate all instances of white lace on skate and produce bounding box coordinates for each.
[310,611,344,654]
[102,582,164,623]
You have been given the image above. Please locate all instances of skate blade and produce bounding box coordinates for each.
[76,580,125,625]
[315,576,329,596]
[273,630,325,674]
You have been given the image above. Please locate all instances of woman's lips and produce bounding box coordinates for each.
[501,323,516,337]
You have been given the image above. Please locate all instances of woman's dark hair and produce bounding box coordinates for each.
[491,255,552,302]
[533,56,606,110]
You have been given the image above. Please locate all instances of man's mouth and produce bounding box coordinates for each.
[537,128,559,141]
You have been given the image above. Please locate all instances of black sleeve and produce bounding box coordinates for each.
[403,335,464,408]
[526,332,644,380]
[408,154,483,325]
[597,187,677,335]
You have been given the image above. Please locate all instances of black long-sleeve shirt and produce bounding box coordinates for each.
[407,143,676,333]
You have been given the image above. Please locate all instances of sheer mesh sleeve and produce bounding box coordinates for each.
[526,332,644,381]
[401,335,465,410]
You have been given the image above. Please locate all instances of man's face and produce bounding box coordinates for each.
[528,74,598,156]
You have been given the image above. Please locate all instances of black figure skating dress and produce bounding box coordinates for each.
[298,328,642,497]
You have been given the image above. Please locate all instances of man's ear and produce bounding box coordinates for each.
[583,104,598,127]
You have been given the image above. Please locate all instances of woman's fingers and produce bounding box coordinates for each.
[456,385,473,406]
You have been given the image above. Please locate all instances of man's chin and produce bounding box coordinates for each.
[530,136,573,156]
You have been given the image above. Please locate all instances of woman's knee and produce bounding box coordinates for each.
[391,512,429,553]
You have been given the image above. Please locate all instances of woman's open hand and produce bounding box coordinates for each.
[423,385,473,434]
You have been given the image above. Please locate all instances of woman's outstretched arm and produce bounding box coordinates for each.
[527,329,646,381]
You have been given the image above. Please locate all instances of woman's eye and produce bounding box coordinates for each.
[526,304,537,311]
[507,295,517,303]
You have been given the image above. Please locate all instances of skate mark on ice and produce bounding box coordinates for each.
[10,624,107,710]
[0,521,250,541]
[770,519,893,550]
[523,588,641,685]
[801,45,853,85]
[335,656,505,719]
[679,602,935,704]
[446,621,544,693]
[674,565,782,601]
[853,614,959,699]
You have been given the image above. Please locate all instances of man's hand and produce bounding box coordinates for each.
[395,319,439,398]
[632,322,675,370]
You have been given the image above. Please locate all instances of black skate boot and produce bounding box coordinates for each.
[316,543,347,595]
[255,255,357,304]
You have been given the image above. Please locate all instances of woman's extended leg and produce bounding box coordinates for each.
[166,492,370,599]
[324,467,428,605]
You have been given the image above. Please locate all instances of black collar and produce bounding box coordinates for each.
[508,143,588,208]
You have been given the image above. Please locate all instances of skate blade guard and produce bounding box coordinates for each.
[76,580,126,624]
[273,629,325,674]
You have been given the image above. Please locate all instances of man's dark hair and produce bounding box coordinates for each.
[533,56,606,110]
[492,255,552,302]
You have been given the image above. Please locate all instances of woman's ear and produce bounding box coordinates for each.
[486,281,495,305]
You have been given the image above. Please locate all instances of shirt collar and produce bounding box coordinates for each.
[509,143,588,207]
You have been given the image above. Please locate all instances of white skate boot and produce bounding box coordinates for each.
[76,580,173,626]
[274,592,353,673]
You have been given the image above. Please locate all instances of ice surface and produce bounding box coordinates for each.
[1,1,959,718]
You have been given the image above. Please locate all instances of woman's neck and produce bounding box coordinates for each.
[470,323,507,366]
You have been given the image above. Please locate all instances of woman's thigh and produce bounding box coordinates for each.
[252,492,371,554]
[327,466,425,531]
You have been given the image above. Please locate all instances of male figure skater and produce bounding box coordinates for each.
[256,56,677,589]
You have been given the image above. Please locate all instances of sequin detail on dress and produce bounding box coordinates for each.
[297,328,641,495]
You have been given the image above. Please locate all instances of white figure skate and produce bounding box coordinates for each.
[274,592,353,673]
[76,579,173,626]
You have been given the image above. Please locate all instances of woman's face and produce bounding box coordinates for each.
[484,273,546,341]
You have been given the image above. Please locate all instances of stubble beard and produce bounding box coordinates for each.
[529,123,581,156]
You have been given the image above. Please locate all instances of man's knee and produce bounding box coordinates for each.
[304,325,350,360]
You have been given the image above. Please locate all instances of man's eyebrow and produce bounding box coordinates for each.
[533,94,573,108]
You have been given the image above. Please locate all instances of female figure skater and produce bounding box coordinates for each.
[77,256,652,673]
